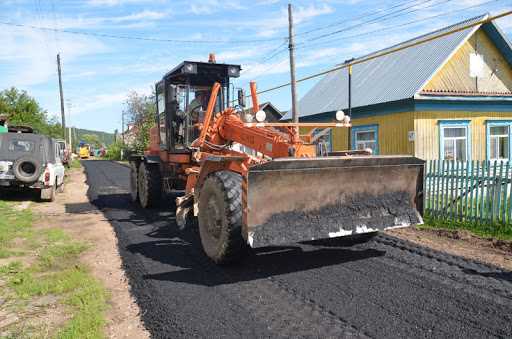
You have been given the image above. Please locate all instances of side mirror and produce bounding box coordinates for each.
[237,89,246,108]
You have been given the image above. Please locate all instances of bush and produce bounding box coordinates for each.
[105,141,126,161]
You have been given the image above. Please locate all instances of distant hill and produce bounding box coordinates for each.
[71,128,115,146]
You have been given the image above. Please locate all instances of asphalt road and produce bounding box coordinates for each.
[82,160,512,339]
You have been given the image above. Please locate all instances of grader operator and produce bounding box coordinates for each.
[129,55,425,264]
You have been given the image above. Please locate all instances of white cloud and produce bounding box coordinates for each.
[71,83,153,117]
[0,26,107,87]
[256,3,334,37]
[189,0,245,15]
[215,47,264,63]
[25,10,170,31]
[240,58,289,79]
[87,0,156,6]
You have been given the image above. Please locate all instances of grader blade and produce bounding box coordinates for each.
[243,156,425,248]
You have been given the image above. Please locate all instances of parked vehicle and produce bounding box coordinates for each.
[55,139,70,168]
[0,132,65,201]
[79,144,90,159]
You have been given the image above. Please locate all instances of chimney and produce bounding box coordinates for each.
[208,53,216,64]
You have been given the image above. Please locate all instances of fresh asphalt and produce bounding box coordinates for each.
[81,160,512,339]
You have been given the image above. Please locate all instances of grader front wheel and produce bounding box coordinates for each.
[198,171,248,264]
[138,162,162,208]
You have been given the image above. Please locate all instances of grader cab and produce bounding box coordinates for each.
[129,55,425,264]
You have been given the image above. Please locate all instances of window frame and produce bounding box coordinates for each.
[351,124,379,155]
[311,128,333,154]
[486,120,512,161]
[439,120,471,162]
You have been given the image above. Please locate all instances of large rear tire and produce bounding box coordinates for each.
[138,162,161,208]
[198,171,248,264]
[129,162,139,203]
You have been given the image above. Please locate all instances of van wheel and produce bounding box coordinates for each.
[198,171,248,264]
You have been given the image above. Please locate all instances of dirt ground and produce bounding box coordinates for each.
[33,168,149,338]
[387,226,512,271]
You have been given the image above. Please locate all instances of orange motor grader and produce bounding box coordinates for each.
[129,57,425,264]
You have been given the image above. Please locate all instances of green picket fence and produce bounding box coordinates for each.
[424,160,512,224]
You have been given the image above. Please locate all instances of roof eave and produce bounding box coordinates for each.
[414,93,512,101]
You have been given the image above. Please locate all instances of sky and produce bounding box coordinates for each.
[0,0,510,133]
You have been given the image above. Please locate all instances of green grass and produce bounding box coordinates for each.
[0,200,109,338]
[422,213,512,241]
[69,159,82,169]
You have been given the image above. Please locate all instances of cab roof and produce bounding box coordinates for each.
[162,61,241,87]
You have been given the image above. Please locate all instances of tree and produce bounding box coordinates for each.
[123,91,156,153]
[81,134,102,148]
[0,87,63,138]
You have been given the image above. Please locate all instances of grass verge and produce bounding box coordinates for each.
[422,214,512,241]
[69,159,82,170]
[0,200,109,338]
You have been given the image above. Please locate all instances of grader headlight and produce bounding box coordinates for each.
[255,110,266,122]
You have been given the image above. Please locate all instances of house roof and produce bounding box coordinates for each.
[243,102,283,121]
[283,14,512,120]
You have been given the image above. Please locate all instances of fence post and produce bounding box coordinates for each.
[508,160,512,224]
[478,161,486,224]
[496,161,504,223]
[464,160,470,220]
[501,161,509,224]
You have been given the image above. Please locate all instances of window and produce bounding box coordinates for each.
[8,140,34,153]
[486,121,512,161]
[311,128,332,156]
[439,120,470,162]
[352,125,378,155]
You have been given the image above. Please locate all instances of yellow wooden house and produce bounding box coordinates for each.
[286,14,512,161]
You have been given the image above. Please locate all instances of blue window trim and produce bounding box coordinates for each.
[351,124,379,155]
[312,128,333,152]
[438,120,471,161]
[485,120,512,161]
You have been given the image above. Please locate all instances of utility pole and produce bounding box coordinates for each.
[57,54,66,142]
[288,3,299,133]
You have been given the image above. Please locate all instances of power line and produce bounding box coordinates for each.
[301,0,453,44]
[295,0,504,52]
[255,10,512,97]
[255,0,457,81]
[239,40,288,81]
[49,0,61,52]
[0,20,286,44]
[295,0,428,37]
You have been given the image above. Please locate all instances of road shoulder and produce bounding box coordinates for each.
[33,167,149,338]
[387,226,512,271]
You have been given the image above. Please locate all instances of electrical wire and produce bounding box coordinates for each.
[295,0,505,52]
[254,10,512,97]
[295,0,431,37]
[300,0,454,45]
[0,20,286,44]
